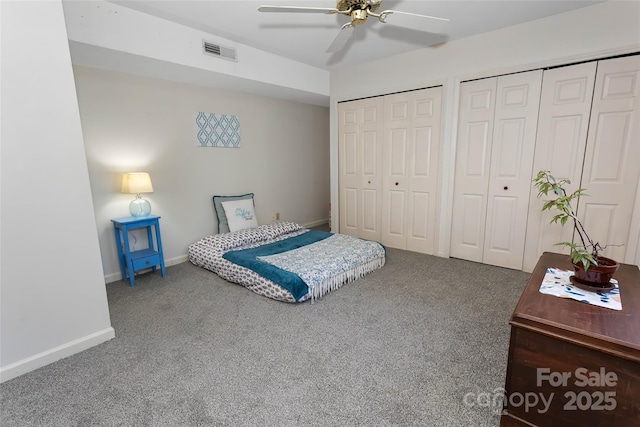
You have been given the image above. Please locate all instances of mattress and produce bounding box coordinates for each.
[188,221,385,302]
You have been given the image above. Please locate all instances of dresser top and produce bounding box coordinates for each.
[512,252,640,354]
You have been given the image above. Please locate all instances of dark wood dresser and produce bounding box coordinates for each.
[500,252,640,427]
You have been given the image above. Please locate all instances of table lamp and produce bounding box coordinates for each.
[121,172,154,217]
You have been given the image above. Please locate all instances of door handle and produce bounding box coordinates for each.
[503,186,508,190]
[395,182,399,186]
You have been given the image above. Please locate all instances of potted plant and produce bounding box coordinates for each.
[533,170,619,291]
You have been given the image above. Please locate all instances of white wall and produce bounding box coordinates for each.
[73,66,330,282]
[0,1,114,382]
[329,0,640,258]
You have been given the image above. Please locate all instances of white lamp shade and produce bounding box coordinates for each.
[121,172,154,194]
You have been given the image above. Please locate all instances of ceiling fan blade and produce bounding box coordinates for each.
[258,5,338,14]
[326,25,355,53]
[380,10,450,34]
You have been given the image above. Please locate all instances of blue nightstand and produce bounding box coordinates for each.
[111,215,166,287]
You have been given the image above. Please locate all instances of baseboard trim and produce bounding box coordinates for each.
[0,327,116,383]
[166,254,189,267]
[302,218,329,229]
[104,271,122,284]
[105,254,189,283]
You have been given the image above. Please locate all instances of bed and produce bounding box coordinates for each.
[188,221,386,302]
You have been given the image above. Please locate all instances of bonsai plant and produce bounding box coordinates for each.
[533,170,619,289]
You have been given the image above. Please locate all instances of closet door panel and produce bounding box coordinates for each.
[338,104,360,236]
[618,178,640,267]
[407,127,433,251]
[362,132,378,175]
[483,70,542,269]
[388,190,406,235]
[451,78,497,262]
[382,87,442,253]
[344,188,358,228]
[407,88,442,253]
[338,97,383,240]
[339,87,442,253]
[626,176,640,266]
[523,62,596,272]
[414,127,432,176]
[460,195,484,249]
[361,129,380,237]
[410,192,430,241]
[362,188,378,232]
[487,196,518,252]
[579,55,640,262]
[382,97,410,249]
[389,130,408,176]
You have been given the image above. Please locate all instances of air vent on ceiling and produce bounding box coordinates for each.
[203,40,237,62]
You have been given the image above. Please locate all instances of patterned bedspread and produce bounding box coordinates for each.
[257,234,386,301]
[222,230,333,301]
[188,222,386,302]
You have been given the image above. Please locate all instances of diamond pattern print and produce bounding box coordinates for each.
[196,112,241,147]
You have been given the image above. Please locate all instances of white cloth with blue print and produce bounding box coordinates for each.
[539,267,621,311]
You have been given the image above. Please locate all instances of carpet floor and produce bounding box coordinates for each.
[1,248,530,426]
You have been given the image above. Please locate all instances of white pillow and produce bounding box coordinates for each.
[221,198,258,232]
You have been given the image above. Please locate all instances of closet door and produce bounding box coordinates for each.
[578,55,640,262]
[451,70,542,269]
[338,97,383,240]
[522,62,597,272]
[627,177,640,266]
[381,87,442,253]
[450,78,497,263]
[483,70,543,269]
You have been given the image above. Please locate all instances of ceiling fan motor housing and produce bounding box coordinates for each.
[337,0,382,13]
[337,0,382,26]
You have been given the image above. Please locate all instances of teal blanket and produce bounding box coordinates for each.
[222,230,332,301]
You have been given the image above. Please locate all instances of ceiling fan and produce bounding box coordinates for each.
[258,0,450,53]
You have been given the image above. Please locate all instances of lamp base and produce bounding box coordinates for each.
[130,196,151,217]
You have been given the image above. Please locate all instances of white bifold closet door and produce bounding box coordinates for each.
[449,77,496,263]
[381,88,442,253]
[523,55,640,270]
[576,55,640,264]
[523,62,598,271]
[338,87,442,254]
[338,96,383,241]
[451,70,543,269]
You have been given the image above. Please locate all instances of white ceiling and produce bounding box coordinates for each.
[111,0,604,71]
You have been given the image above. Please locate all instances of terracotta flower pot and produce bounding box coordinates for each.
[571,256,619,290]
